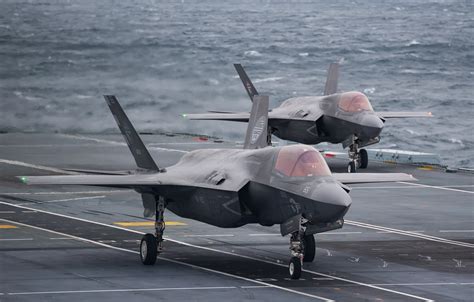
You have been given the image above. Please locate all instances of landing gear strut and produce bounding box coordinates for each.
[140,196,166,265]
[347,138,368,173]
[287,218,316,279]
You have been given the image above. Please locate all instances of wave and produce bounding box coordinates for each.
[254,77,284,83]
[244,50,262,57]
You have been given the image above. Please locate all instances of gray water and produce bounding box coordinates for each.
[0,0,473,167]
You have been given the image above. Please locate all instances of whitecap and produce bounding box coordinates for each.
[208,79,219,85]
[449,138,464,145]
[244,50,262,57]
[298,52,309,57]
[405,39,421,47]
[363,87,376,94]
[76,95,93,99]
[405,129,419,135]
[254,77,284,83]
[358,48,375,54]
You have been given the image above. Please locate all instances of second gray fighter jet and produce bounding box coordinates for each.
[186,63,432,173]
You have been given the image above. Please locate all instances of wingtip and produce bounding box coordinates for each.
[18,176,28,184]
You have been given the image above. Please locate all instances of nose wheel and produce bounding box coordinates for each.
[140,196,166,266]
[287,218,316,279]
[347,139,368,173]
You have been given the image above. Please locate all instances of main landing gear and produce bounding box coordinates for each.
[347,139,368,173]
[288,218,316,279]
[140,196,166,265]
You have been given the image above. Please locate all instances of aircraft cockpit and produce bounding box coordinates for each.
[338,91,373,112]
[274,145,331,178]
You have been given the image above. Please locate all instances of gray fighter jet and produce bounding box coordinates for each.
[186,63,432,173]
[19,94,416,279]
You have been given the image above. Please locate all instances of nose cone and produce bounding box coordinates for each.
[361,114,384,138]
[311,183,352,221]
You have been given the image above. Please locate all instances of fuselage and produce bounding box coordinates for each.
[157,145,351,229]
[268,91,384,147]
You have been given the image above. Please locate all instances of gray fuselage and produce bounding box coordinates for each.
[269,91,384,147]
[153,145,351,229]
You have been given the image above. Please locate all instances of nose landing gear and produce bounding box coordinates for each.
[287,218,316,279]
[347,138,368,173]
[140,196,166,265]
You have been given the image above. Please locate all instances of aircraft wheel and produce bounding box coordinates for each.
[140,233,158,265]
[348,161,356,173]
[289,256,302,280]
[303,234,315,262]
[359,149,368,169]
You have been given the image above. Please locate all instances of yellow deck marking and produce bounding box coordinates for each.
[113,221,187,227]
[417,165,434,171]
[0,224,18,229]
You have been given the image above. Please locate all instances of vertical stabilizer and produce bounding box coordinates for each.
[234,63,259,102]
[244,95,269,149]
[103,95,159,171]
[323,62,339,95]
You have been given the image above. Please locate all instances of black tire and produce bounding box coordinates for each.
[348,161,356,173]
[359,149,368,169]
[289,256,302,280]
[303,234,316,262]
[140,233,158,265]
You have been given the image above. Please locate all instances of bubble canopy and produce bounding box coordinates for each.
[338,91,373,112]
[274,145,331,177]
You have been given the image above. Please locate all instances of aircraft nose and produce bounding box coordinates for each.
[311,183,352,221]
[361,114,384,137]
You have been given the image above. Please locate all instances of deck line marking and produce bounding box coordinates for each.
[398,182,474,194]
[7,286,237,295]
[183,234,234,237]
[59,134,188,154]
[0,211,15,214]
[0,159,77,175]
[248,233,280,236]
[0,202,432,302]
[0,190,132,196]
[370,282,473,286]
[351,185,474,190]
[347,220,474,248]
[6,285,272,296]
[0,218,333,302]
[439,230,474,233]
[319,232,362,235]
[0,238,33,241]
[18,196,106,206]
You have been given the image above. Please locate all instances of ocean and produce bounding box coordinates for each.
[0,0,472,167]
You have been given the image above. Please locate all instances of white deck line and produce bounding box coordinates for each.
[0,218,333,302]
[0,202,433,302]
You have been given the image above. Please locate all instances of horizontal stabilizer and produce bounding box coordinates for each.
[376,112,433,118]
[332,173,417,184]
[185,112,250,122]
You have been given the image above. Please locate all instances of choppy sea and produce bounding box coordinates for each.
[0,0,472,167]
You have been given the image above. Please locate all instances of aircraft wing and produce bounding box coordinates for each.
[185,112,250,122]
[332,173,417,184]
[376,112,433,118]
[19,174,159,187]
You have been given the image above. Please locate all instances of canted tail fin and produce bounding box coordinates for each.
[323,62,340,95]
[244,95,269,149]
[103,95,160,172]
[234,63,259,102]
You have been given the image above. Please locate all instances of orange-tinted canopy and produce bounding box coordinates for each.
[338,91,373,112]
[274,145,331,177]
